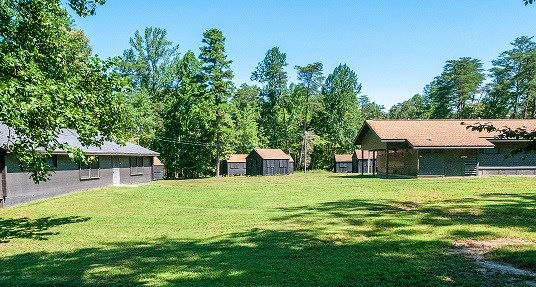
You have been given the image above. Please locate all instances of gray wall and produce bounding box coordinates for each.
[3,154,153,207]
[222,162,246,175]
[335,161,352,173]
[478,143,536,175]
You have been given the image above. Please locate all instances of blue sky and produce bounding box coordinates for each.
[70,1,536,109]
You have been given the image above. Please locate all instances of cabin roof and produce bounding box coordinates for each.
[355,119,536,148]
[251,148,290,160]
[335,154,352,162]
[225,154,248,163]
[0,123,159,156]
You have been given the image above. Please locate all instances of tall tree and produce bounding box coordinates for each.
[485,36,536,119]
[119,27,179,101]
[389,94,429,119]
[118,27,179,146]
[199,28,234,177]
[0,0,126,182]
[442,57,485,118]
[311,64,362,169]
[156,51,215,178]
[251,47,288,148]
[295,63,324,171]
[232,84,263,153]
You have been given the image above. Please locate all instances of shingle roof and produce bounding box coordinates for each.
[225,154,248,163]
[252,149,290,160]
[335,154,352,162]
[0,123,159,156]
[356,119,536,148]
[353,149,372,160]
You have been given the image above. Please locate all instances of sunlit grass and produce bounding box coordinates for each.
[0,172,535,286]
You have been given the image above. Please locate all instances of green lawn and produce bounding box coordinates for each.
[1,173,535,286]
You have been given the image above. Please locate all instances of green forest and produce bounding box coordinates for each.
[1,0,536,179]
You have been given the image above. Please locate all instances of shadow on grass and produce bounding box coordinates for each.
[0,229,514,287]
[271,192,536,237]
[0,216,90,243]
[328,174,415,180]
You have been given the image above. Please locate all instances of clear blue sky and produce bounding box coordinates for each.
[70,1,536,109]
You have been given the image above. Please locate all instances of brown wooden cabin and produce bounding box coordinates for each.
[334,154,353,173]
[221,154,247,176]
[246,149,291,176]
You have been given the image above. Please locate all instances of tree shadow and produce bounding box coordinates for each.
[0,229,519,286]
[0,216,90,243]
[271,191,536,238]
[329,174,415,180]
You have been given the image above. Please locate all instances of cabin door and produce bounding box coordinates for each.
[112,156,121,185]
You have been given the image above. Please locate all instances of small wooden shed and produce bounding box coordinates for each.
[221,154,247,176]
[153,156,165,180]
[352,149,375,174]
[246,149,291,176]
[334,154,353,173]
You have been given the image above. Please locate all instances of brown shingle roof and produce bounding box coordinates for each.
[253,149,289,160]
[357,119,536,148]
[225,154,247,163]
[335,154,352,162]
[353,149,372,160]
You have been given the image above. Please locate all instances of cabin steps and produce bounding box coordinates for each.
[464,156,478,176]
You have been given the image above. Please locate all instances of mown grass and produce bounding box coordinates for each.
[0,173,535,286]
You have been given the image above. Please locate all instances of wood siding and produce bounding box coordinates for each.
[334,161,352,173]
[222,162,246,176]
[246,152,290,176]
[2,154,153,207]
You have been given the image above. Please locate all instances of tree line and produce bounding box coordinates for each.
[388,36,536,120]
[118,27,385,177]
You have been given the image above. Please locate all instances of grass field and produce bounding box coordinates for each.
[0,172,535,286]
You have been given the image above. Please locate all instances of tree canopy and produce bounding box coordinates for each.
[0,0,126,182]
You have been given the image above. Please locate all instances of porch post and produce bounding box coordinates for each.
[372,151,376,176]
[385,143,389,179]
[361,149,364,175]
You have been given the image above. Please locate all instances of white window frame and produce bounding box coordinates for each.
[80,156,100,180]
[130,156,144,176]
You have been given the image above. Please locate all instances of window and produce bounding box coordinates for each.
[80,156,100,180]
[230,162,244,169]
[130,156,144,175]
[47,155,58,169]
[279,160,287,168]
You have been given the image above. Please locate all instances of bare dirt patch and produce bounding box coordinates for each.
[451,238,536,285]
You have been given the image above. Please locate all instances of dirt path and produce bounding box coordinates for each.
[450,238,536,286]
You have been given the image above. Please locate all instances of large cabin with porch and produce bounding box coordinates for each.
[354,119,536,178]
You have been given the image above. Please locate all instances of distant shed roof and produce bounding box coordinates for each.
[225,154,248,163]
[335,154,352,162]
[353,149,372,160]
[251,149,290,160]
[153,156,164,166]
[0,123,159,156]
[355,119,536,149]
